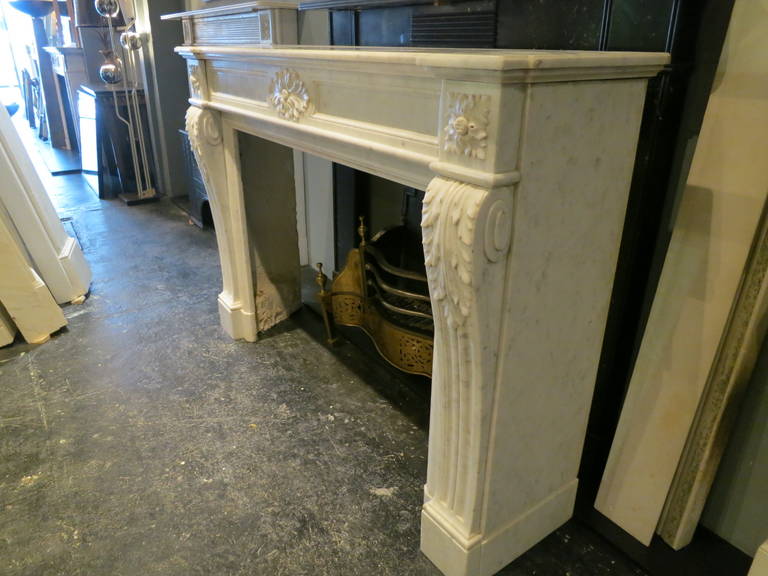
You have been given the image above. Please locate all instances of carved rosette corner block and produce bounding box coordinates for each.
[188,61,205,100]
[268,69,313,122]
[259,12,272,42]
[421,177,513,535]
[443,93,491,160]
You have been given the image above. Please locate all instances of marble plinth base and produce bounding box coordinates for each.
[218,294,258,342]
[422,481,577,576]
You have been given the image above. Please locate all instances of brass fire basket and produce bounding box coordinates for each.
[315,218,434,378]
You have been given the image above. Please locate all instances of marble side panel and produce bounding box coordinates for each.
[239,133,302,332]
[485,79,647,534]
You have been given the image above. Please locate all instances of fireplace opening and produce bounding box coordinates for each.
[317,212,433,378]
[331,165,425,275]
[237,132,432,390]
[319,165,434,378]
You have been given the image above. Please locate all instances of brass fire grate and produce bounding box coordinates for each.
[316,218,434,378]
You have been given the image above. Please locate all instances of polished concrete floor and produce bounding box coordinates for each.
[0,171,648,576]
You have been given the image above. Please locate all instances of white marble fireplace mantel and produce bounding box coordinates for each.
[172,40,667,576]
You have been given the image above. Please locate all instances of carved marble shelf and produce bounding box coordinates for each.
[174,43,668,576]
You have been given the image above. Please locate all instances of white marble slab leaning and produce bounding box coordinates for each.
[171,41,667,576]
[0,106,91,306]
[597,1,768,547]
[0,304,15,347]
[0,206,67,345]
[751,540,768,576]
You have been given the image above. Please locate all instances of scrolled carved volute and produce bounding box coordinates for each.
[186,107,221,148]
[422,177,513,328]
[421,177,514,537]
[185,106,223,190]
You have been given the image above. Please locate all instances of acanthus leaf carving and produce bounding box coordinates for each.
[268,69,313,122]
[422,180,477,326]
[421,177,514,532]
[422,178,512,328]
[443,93,491,160]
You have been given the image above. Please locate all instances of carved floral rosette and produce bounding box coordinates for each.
[259,12,272,42]
[443,93,491,160]
[268,69,313,122]
[188,61,204,99]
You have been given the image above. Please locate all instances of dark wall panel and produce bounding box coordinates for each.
[330,10,356,45]
[358,7,412,46]
[496,0,605,50]
[607,0,676,51]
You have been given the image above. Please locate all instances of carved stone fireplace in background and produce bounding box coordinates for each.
[170,17,667,575]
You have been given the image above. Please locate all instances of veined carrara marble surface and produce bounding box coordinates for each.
[174,40,668,576]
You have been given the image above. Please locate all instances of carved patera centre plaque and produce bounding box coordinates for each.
[268,69,313,122]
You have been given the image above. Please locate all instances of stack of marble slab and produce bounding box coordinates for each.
[0,102,91,348]
[0,307,15,347]
[0,208,67,346]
